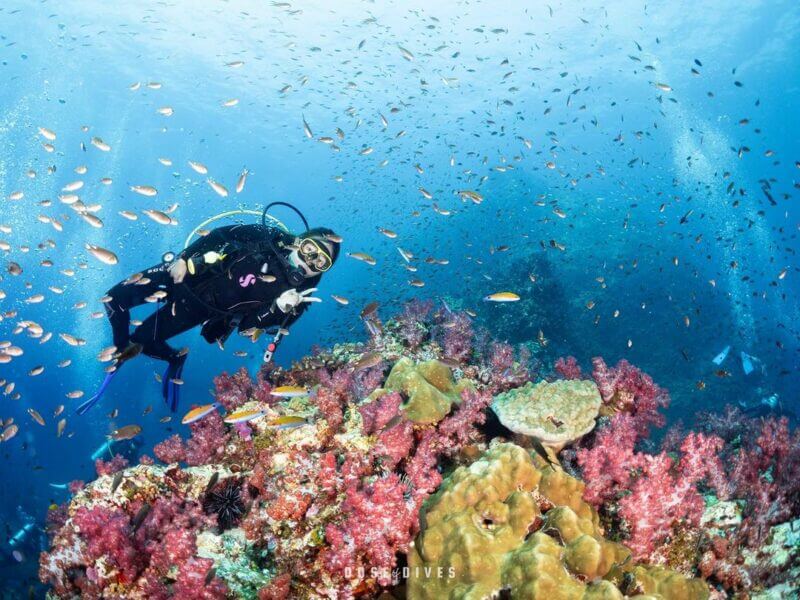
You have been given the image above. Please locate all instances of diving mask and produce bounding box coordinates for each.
[298,238,332,272]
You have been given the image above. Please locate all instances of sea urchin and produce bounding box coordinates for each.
[203,477,246,531]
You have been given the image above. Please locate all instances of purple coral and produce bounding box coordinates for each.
[438,311,473,363]
[397,299,433,350]
[591,357,668,433]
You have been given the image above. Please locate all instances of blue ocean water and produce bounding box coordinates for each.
[0,0,798,594]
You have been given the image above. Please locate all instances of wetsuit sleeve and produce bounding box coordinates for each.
[201,317,234,344]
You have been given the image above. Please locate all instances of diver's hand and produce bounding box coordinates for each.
[168,258,187,284]
[276,288,321,313]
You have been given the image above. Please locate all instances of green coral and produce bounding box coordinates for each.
[747,518,800,599]
[252,430,277,453]
[381,357,473,424]
[196,529,273,599]
[408,442,709,600]
[492,379,602,450]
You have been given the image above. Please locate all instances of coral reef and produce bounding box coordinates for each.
[40,305,800,599]
[492,379,602,450]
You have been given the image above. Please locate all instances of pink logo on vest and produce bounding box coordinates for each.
[239,274,256,287]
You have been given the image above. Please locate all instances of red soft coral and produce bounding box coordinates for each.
[591,357,668,433]
[72,505,144,585]
[259,573,291,599]
[315,367,354,433]
[554,356,583,380]
[173,557,227,599]
[374,420,415,469]
[322,474,415,587]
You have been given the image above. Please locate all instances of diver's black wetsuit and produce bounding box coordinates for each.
[105,224,319,363]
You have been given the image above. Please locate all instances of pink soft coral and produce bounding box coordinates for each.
[185,410,228,466]
[153,434,187,464]
[152,410,229,467]
[618,432,725,562]
[729,417,800,545]
[397,299,433,350]
[213,367,254,411]
[437,387,492,449]
[95,453,129,476]
[577,414,644,506]
[487,342,530,391]
[359,391,402,435]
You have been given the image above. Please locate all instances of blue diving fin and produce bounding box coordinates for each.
[76,370,118,415]
[162,354,187,412]
[741,352,755,375]
[712,345,731,366]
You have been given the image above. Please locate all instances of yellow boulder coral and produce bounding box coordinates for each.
[407,442,709,600]
[382,357,473,424]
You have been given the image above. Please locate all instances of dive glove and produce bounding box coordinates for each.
[276,287,320,313]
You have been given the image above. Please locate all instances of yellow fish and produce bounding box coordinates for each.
[223,408,268,424]
[182,403,220,425]
[267,415,308,430]
[270,386,309,398]
[483,292,520,302]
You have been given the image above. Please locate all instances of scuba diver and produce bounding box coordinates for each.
[740,392,795,419]
[2,507,35,562]
[77,203,340,415]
